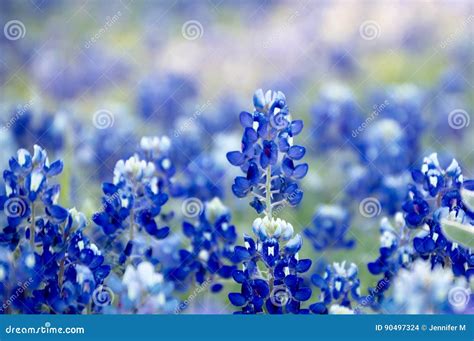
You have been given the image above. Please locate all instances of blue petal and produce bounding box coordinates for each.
[292,164,308,179]
[46,160,63,176]
[239,111,254,127]
[232,270,247,283]
[287,146,306,160]
[47,205,69,221]
[296,259,312,273]
[294,287,312,301]
[226,151,245,166]
[309,302,328,314]
[229,293,247,306]
[290,120,304,136]
[211,283,223,293]
[311,274,328,289]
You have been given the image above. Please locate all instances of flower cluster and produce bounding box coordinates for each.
[304,205,355,251]
[227,90,313,314]
[229,216,312,314]
[365,214,415,309]
[226,89,308,214]
[402,153,472,278]
[9,108,65,154]
[93,138,175,265]
[169,198,237,293]
[0,145,65,249]
[108,261,178,314]
[341,85,425,215]
[310,261,361,314]
[0,146,110,313]
[310,85,362,151]
[390,260,470,314]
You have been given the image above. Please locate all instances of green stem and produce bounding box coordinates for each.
[265,166,272,217]
[30,203,35,248]
[58,259,65,288]
[129,208,135,241]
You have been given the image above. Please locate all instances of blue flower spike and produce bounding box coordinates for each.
[226,89,308,215]
[227,90,313,314]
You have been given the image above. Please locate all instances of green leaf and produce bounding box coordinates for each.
[440,219,474,249]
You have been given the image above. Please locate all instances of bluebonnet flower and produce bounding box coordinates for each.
[139,136,177,190]
[368,214,415,278]
[229,216,312,314]
[364,214,415,310]
[304,205,355,251]
[311,85,363,151]
[345,161,413,216]
[92,151,172,266]
[116,261,178,314]
[360,118,412,175]
[226,90,312,314]
[170,198,237,294]
[8,109,65,156]
[32,212,111,314]
[342,85,425,215]
[310,261,361,314]
[0,145,65,249]
[402,153,473,278]
[0,146,111,313]
[226,89,308,214]
[389,260,470,314]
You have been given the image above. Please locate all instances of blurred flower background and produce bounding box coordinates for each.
[0,0,473,314]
